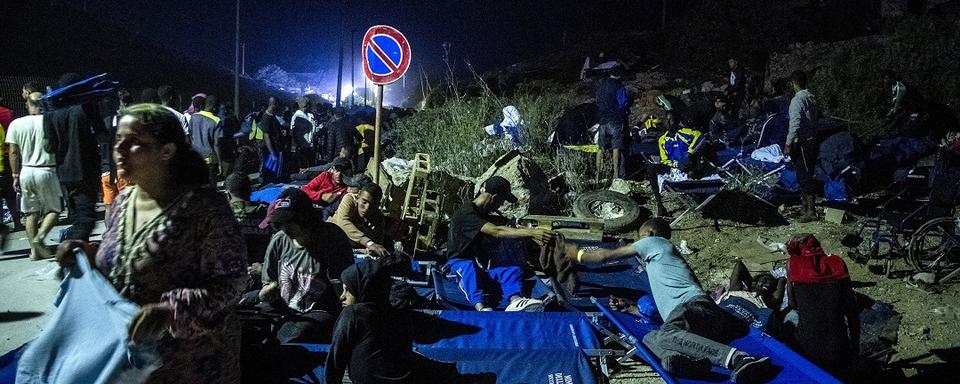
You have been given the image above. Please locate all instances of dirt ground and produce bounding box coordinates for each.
[606,191,960,384]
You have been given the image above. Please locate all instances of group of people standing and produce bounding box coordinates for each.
[0,71,401,383]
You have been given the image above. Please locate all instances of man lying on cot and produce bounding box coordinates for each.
[582,218,778,383]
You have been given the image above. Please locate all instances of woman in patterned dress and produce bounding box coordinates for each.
[57,103,247,383]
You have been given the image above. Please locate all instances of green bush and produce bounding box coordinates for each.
[810,17,960,139]
[392,82,568,182]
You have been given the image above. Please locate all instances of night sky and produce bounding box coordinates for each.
[78,1,658,78]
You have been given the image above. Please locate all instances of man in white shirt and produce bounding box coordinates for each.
[5,93,61,259]
[291,96,317,170]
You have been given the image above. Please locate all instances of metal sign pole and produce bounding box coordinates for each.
[373,84,384,184]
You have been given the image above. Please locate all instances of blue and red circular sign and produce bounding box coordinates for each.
[362,25,412,85]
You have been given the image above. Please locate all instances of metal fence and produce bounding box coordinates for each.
[0,76,55,117]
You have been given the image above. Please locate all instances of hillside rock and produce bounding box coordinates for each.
[475,150,556,219]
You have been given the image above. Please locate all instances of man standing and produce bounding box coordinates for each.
[6,93,61,259]
[323,108,357,163]
[445,176,552,312]
[291,96,317,171]
[784,70,820,222]
[586,219,776,383]
[0,101,21,232]
[328,183,387,256]
[727,59,746,117]
[43,73,106,242]
[21,82,40,102]
[99,90,132,218]
[595,64,631,181]
[158,85,189,134]
[260,97,287,183]
[188,95,225,183]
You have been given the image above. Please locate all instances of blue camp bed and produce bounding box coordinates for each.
[589,297,840,384]
[430,266,554,310]
[414,311,604,384]
[277,343,330,384]
[255,312,608,383]
[553,255,652,311]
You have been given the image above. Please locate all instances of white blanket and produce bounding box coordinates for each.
[751,144,785,163]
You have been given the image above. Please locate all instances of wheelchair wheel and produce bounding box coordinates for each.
[908,217,960,273]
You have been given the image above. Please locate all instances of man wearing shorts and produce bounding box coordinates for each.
[6,93,61,259]
[595,64,631,180]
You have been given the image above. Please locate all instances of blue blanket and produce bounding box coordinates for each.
[250,183,290,204]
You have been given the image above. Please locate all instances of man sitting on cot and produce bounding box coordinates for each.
[445,176,553,312]
[583,218,777,383]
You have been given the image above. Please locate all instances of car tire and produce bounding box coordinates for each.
[572,190,641,233]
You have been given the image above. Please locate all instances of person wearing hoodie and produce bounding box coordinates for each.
[325,260,419,384]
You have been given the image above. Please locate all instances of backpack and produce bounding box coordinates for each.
[242,112,263,140]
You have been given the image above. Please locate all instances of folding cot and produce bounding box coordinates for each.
[550,253,652,312]
[242,312,610,383]
[413,311,606,384]
[588,297,840,384]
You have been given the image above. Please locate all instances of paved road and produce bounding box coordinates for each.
[0,221,105,355]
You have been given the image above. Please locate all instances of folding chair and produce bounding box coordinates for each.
[661,178,728,227]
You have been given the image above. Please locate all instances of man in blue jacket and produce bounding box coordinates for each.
[595,64,631,180]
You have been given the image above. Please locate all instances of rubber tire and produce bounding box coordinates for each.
[572,190,641,233]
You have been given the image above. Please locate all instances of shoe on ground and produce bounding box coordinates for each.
[505,297,544,312]
[662,354,711,377]
[678,240,696,256]
[730,355,775,383]
[478,307,494,312]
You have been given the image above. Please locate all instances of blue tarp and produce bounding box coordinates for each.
[415,311,600,384]
[594,300,840,384]
[250,183,289,204]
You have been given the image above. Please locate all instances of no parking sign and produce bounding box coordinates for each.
[361,25,411,85]
[360,25,412,184]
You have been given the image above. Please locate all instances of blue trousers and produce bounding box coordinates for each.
[446,258,523,307]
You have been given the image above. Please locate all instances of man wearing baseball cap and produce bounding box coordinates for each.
[445,176,554,311]
[258,188,354,342]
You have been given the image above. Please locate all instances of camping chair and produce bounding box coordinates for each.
[626,131,724,226]
[588,297,841,384]
[661,177,728,227]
